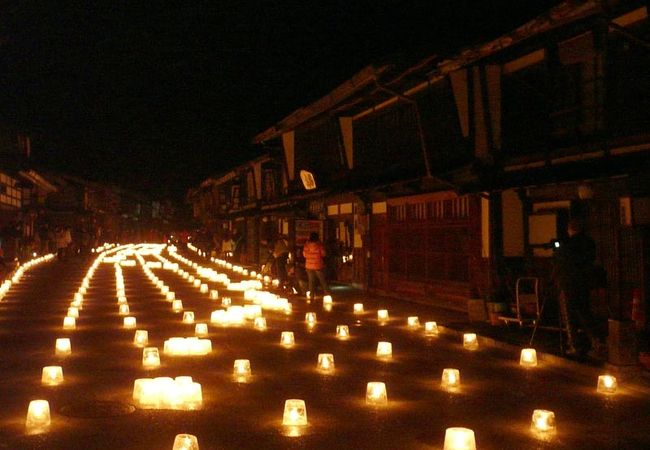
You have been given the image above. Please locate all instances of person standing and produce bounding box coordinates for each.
[272,235,290,286]
[303,232,328,301]
[554,219,602,357]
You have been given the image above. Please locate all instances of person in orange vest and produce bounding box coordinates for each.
[303,232,328,301]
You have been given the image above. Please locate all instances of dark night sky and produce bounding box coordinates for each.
[0,1,561,200]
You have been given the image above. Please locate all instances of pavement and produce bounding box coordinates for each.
[1,247,649,449]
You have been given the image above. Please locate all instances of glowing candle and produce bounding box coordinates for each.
[282,399,307,426]
[441,368,461,390]
[210,290,219,300]
[173,434,199,450]
[281,331,295,347]
[182,311,195,324]
[353,303,364,314]
[123,316,137,329]
[366,382,388,406]
[195,323,208,337]
[336,325,350,339]
[55,338,71,356]
[443,427,476,450]
[376,341,392,358]
[407,316,420,328]
[25,400,51,433]
[233,359,252,380]
[134,330,149,347]
[254,317,267,330]
[323,294,333,304]
[425,321,439,336]
[63,316,76,330]
[142,347,161,368]
[119,304,130,316]
[463,333,478,350]
[41,366,64,386]
[520,348,538,367]
[531,409,556,434]
[597,375,618,394]
[317,353,335,372]
[172,300,183,313]
[377,309,389,321]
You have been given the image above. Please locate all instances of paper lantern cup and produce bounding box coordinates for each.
[282,399,307,426]
[254,317,267,330]
[63,316,76,330]
[123,316,137,329]
[55,338,71,356]
[376,341,392,358]
[41,366,64,386]
[195,323,209,337]
[142,347,161,368]
[377,309,389,321]
[317,353,335,372]
[463,333,478,350]
[281,331,295,347]
[173,434,199,450]
[597,375,618,394]
[353,303,364,314]
[441,368,461,390]
[443,427,476,450]
[520,348,538,367]
[366,382,388,406]
[336,325,350,339]
[425,321,439,336]
[531,409,556,434]
[407,316,420,328]
[233,359,252,381]
[134,330,149,347]
[25,400,51,433]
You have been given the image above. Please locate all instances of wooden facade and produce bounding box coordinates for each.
[189,1,650,313]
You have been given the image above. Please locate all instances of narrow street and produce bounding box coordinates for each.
[1,245,649,450]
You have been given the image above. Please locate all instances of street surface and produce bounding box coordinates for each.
[1,244,649,450]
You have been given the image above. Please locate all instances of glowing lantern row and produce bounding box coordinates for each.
[164,337,212,356]
[42,366,64,386]
[366,382,388,406]
[25,400,51,433]
[132,376,202,410]
[317,353,335,372]
[282,399,307,426]
[463,333,478,350]
[376,341,392,358]
[134,330,149,347]
[142,347,161,368]
[520,348,538,367]
[173,434,199,450]
[443,427,476,450]
[55,338,71,356]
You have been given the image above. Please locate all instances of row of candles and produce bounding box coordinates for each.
[184,243,623,447]
[29,245,131,434]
